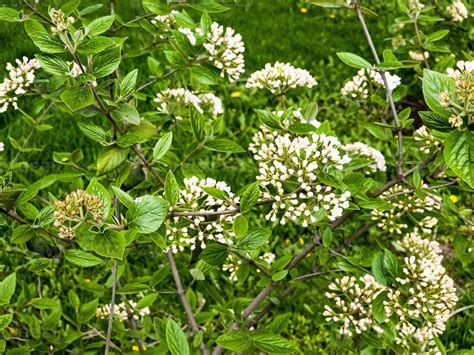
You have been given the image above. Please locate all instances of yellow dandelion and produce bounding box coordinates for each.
[449,195,459,203]
[230,91,241,98]
[300,7,308,14]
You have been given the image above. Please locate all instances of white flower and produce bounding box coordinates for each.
[246,62,317,95]
[151,11,178,27]
[203,22,245,82]
[96,299,150,322]
[343,142,387,173]
[446,60,474,80]
[341,69,401,99]
[0,142,4,152]
[67,61,82,78]
[448,114,463,128]
[447,1,468,22]
[408,50,429,62]
[178,27,197,46]
[249,128,351,226]
[154,89,223,119]
[414,125,442,154]
[165,176,240,253]
[0,57,41,113]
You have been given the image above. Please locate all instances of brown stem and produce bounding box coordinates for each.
[104,259,118,355]
[166,251,209,355]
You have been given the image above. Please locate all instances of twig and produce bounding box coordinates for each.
[413,12,430,69]
[166,251,209,355]
[353,0,404,178]
[105,259,119,355]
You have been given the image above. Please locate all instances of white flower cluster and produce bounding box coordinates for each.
[0,142,4,152]
[166,176,239,253]
[341,69,401,99]
[343,142,387,174]
[447,0,469,22]
[222,251,275,282]
[151,11,179,27]
[246,62,317,95]
[0,57,41,113]
[154,88,223,119]
[371,184,441,234]
[325,231,457,353]
[386,232,458,349]
[447,60,474,80]
[96,300,150,322]
[203,22,245,82]
[414,126,442,154]
[323,275,385,336]
[249,129,351,226]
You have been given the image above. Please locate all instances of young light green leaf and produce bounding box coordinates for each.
[337,52,372,69]
[164,170,179,206]
[239,182,260,213]
[96,146,129,175]
[35,54,70,77]
[216,331,252,352]
[0,7,19,22]
[0,273,16,306]
[204,139,245,153]
[252,332,299,353]
[61,86,95,112]
[118,69,138,98]
[77,122,111,145]
[127,196,170,234]
[237,228,271,251]
[153,132,173,161]
[0,314,13,331]
[110,104,140,125]
[86,15,115,36]
[444,130,473,188]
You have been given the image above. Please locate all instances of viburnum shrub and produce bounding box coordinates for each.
[0,0,472,354]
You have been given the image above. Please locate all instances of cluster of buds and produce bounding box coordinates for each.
[325,231,457,353]
[154,88,223,120]
[249,128,351,226]
[341,69,401,99]
[370,184,441,234]
[343,142,387,174]
[53,190,105,240]
[49,8,74,33]
[151,11,179,27]
[447,0,469,22]
[203,22,245,82]
[414,125,442,154]
[323,275,385,336]
[440,60,474,129]
[222,251,275,282]
[246,62,317,95]
[0,57,41,113]
[165,177,239,253]
[96,300,150,322]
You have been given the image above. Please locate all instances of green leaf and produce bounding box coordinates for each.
[166,319,190,355]
[191,108,206,141]
[200,242,228,265]
[127,196,170,234]
[164,170,180,207]
[27,31,66,53]
[118,69,138,98]
[307,0,345,7]
[322,228,332,248]
[11,225,35,243]
[371,251,388,286]
[216,331,252,352]
[422,69,456,117]
[337,52,372,69]
[0,273,16,306]
[35,54,69,77]
[77,36,115,54]
[61,86,95,111]
[86,178,112,219]
[204,139,245,153]
[110,104,140,125]
[252,331,298,353]
[78,298,99,323]
[0,7,19,22]
[444,130,474,188]
[372,291,387,323]
[93,48,121,78]
[31,297,60,309]
[86,15,115,36]
[272,269,288,281]
[153,132,173,161]
[426,30,449,42]
[237,228,271,251]
[0,314,13,330]
[64,249,104,267]
[137,293,158,309]
[77,229,126,259]
[77,122,111,145]
[383,249,399,279]
[188,1,230,13]
[239,182,260,213]
[418,111,452,132]
[111,186,135,209]
[96,146,129,175]
[190,66,220,85]
[117,283,150,294]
